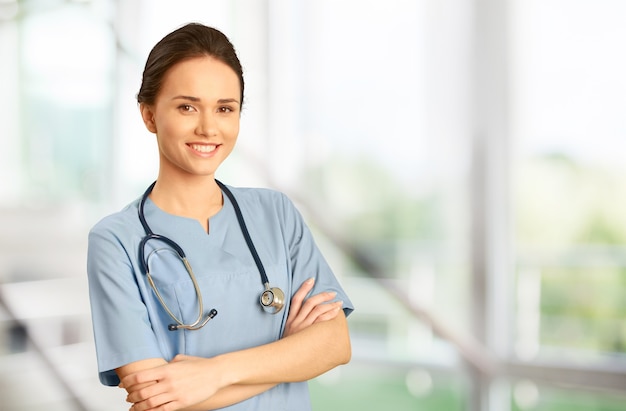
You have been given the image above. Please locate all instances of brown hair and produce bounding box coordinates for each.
[137,23,244,106]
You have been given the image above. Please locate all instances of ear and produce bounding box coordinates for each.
[139,103,157,134]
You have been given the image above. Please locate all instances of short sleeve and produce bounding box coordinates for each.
[278,193,354,317]
[87,224,163,386]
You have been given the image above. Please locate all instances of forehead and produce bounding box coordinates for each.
[158,56,240,100]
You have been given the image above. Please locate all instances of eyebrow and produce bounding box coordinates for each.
[217,98,241,105]
[172,95,201,102]
[172,95,240,105]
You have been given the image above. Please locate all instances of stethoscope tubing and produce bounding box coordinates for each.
[215,180,271,287]
[138,180,268,284]
[137,179,283,331]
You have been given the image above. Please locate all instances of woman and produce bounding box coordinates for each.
[87,23,353,411]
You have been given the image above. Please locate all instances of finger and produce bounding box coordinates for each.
[289,291,336,329]
[290,277,315,314]
[285,278,315,328]
[122,371,157,391]
[292,297,340,330]
[123,379,157,394]
[313,301,343,323]
[126,380,164,403]
[123,370,165,398]
[302,299,340,325]
[130,393,173,411]
[297,291,336,318]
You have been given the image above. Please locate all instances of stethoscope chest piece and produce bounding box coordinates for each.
[139,180,287,330]
[260,283,285,314]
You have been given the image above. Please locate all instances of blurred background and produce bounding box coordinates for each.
[0,0,625,410]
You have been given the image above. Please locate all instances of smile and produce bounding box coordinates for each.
[189,144,217,153]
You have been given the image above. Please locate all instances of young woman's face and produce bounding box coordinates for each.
[141,56,241,180]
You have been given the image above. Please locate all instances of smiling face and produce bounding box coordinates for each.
[140,56,241,181]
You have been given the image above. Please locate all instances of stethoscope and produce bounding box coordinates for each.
[138,180,285,331]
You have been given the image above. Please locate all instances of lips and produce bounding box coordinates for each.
[188,143,217,154]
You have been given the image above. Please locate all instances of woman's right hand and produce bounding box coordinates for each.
[283,278,343,338]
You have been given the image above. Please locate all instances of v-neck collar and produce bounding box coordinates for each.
[143,194,233,244]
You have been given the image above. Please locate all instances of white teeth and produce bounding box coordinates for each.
[190,144,216,153]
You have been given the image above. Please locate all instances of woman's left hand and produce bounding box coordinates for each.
[283,277,343,338]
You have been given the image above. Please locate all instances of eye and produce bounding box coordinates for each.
[218,106,234,113]
[178,104,196,113]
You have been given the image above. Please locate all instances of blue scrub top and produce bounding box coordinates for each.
[87,184,353,410]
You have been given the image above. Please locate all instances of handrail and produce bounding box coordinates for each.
[237,155,626,392]
[234,156,499,376]
[294,198,499,377]
[0,288,90,411]
[284,182,626,393]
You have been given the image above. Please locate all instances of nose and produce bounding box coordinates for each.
[195,111,218,137]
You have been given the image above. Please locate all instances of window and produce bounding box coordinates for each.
[1,1,624,409]
[511,0,626,362]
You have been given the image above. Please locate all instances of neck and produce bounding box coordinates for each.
[149,174,223,223]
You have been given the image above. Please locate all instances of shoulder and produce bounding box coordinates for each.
[221,184,304,226]
[223,184,294,210]
[88,198,143,241]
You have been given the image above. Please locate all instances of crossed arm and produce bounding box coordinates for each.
[116,278,351,411]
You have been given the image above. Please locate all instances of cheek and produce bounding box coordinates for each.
[222,119,240,139]
[156,116,193,138]
[231,123,240,138]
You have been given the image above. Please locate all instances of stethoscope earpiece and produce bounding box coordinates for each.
[260,285,285,314]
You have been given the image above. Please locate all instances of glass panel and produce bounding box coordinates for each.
[511,0,626,359]
[19,2,114,204]
[266,0,475,404]
[268,0,472,346]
